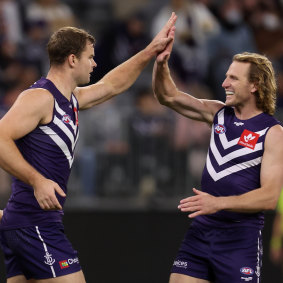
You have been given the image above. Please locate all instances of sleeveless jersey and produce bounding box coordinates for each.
[195,106,280,228]
[0,78,79,230]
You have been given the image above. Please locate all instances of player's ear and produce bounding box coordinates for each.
[250,83,258,94]
[67,54,77,68]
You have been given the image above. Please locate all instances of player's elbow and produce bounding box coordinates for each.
[263,197,279,211]
[268,199,279,211]
[154,90,175,108]
[155,94,169,106]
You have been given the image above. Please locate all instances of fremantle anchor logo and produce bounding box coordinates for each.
[44,252,55,266]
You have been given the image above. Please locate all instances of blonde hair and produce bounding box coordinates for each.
[233,52,277,115]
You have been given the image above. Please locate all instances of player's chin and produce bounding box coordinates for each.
[225,96,234,106]
[78,77,91,87]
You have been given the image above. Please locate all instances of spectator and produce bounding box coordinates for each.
[19,20,50,75]
[92,11,151,82]
[128,87,174,197]
[0,0,24,44]
[151,0,220,84]
[25,0,77,34]
[75,97,130,197]
[206,0,257,100]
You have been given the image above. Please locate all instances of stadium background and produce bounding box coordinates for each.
[1,0,283,282]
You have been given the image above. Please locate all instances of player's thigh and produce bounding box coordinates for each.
[30,270,86,283]
[7,275,28,283]
[169,273,211,283]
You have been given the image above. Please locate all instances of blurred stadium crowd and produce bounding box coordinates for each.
[0,0,283,208]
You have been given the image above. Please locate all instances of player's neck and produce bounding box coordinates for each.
[234,105,262,120]
[46,68,76,101]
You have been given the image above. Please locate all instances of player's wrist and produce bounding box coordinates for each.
[217,197,227,211]
[143,45,156,60]
[28,172,46,188]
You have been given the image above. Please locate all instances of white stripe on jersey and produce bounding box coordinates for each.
[53,116,76,150]
[54,101,77,132]
[71,95,78,109]
[35,226,56,278]
[39,126,73,168]
[217,109,269,149]
[210,129,263,166]
[206,154,262,181]
[74,129,79,149]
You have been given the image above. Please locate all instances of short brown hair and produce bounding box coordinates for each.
[233,52,277,115]
[47,26,95,66]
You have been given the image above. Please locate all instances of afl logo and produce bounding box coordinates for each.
[214,124,226,134]
[240,267,254,275]
[62,114,71,124]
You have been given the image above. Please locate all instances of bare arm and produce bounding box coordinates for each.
[152,27,224,124]
[178,124,283,217]
[0,89,65,210]
[75,13,177,110]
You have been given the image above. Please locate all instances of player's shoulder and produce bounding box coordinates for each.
[268,123,283,135]
[17,88,54,106]
[265,124,283,148]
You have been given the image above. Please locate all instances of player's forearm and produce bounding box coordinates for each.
[101,48,154,96]
[219,187,279,213]
[0,137,45,187]
[153,61,178,105]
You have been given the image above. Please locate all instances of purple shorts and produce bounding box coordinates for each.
[0,223,81,280]
[171,222,262,283]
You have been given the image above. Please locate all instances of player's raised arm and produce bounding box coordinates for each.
[152,23,224,125]
[75,12,177,110]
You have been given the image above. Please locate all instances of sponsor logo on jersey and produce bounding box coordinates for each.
[173,260,188,269]
[241,276,253,282]
[214,124,226,134]
[238,129,259,150]
[62,114,72,124]
[59,260,69,269]
[240,267,254,275]
[234,121,244,126]
[59,257,79,269]
[68,257,79,265]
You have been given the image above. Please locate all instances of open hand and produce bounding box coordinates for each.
[178,188,220,218]
[156,26,175,63]
[147,12,177,56]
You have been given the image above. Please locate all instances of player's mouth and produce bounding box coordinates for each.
[226,90,234,95]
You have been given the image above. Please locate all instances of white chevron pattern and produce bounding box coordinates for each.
[206,109,268,181]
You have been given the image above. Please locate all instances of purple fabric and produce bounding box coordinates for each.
[0,78,79,230]
[171,223,262,282]
[196,106,280,228]
[0,223,81,279]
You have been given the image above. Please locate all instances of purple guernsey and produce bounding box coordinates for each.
[195,106,280,228]
[0,78,79,230]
